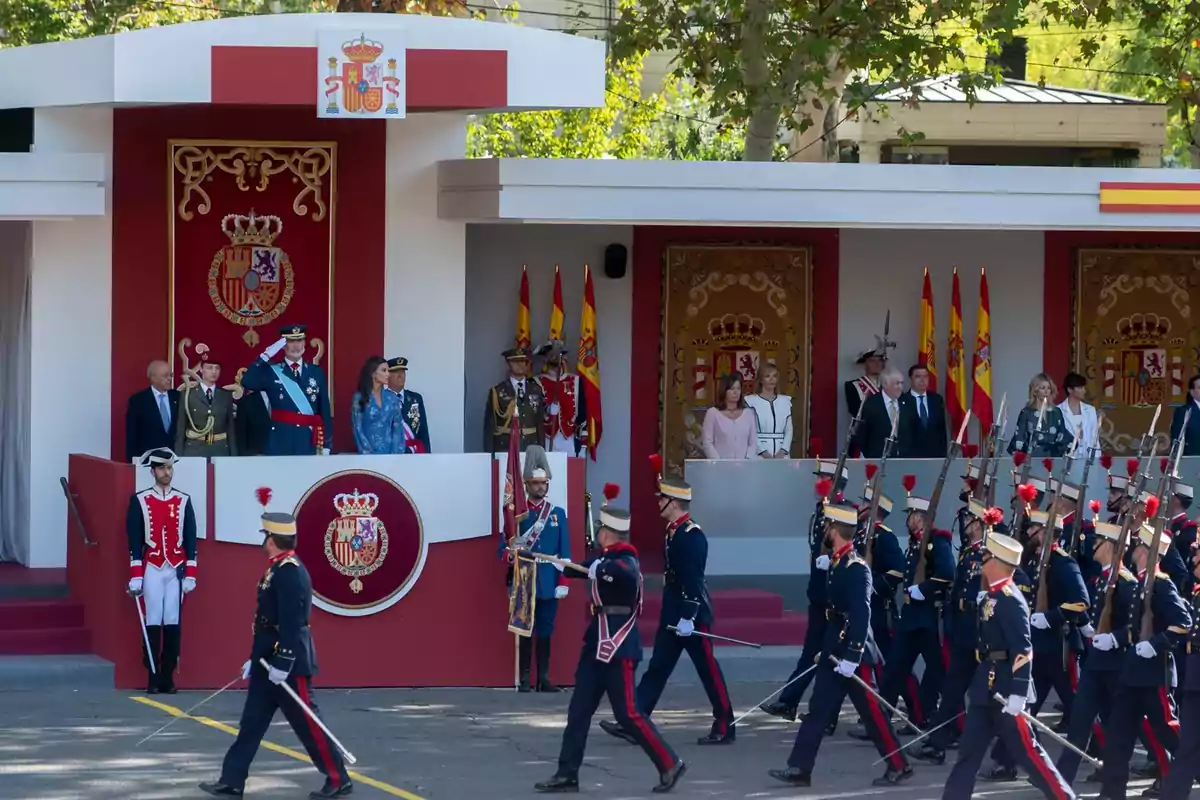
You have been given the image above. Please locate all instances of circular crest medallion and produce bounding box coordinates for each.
[208,211,296,328]
[293,470,426,617]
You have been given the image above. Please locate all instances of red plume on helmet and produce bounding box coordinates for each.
[815,478,833,498]
[1042,458,1053,473]
[809,437,824,458]
[902,474,917,493]
[1013,451,1027,467]
[1145,495,1161,518]
[602,483,620,503]
[648,453,663,477]
[1126,458,1140,477]
[1100,453,1112,470]
[982,507,1004,526]
[1017,483,1039,504]
[255,487,272,509]
[865,464,879,481]
[1089,499,1102,516]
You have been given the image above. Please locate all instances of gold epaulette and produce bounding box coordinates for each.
[278,555,300,568]
[1156,571,1173,581]
[1002,583,1016,597]
[878,524,891,533]
[886,570,905,578]
[1120,568,1137,582]
[1060,602,1089,613]
[1168,625,1190,635]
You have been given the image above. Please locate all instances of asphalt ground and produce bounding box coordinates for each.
[0,678,1153,800]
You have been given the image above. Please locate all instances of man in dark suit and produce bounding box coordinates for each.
[125,360,179,462]
[855,367,910,458]
[902,364,948,459]
[235,391,272,456]
[1170,374,1200,456]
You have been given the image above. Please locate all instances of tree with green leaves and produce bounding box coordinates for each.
[608,0,1034,161]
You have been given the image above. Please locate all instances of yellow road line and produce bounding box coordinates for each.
[130,695,426,800]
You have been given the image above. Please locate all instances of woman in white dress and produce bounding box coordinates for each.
[746,363,793,458]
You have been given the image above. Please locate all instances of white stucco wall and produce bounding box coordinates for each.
[28,106,114,568]
[463,224,634,502]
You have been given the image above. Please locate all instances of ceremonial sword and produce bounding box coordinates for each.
[260,659,358,765]
[730,661,821,728]
[828,655,926,738]
[992,693,1100,768]
[872,711,965,764]
[132,592,157,676]
[667,625,762,649]
[134,673,243,747]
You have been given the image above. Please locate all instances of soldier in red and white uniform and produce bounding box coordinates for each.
[535,340,588,457]
[126,448,197,694]
[844,345,886,420]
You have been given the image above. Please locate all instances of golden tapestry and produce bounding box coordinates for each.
[1073,248,1200,454]
[660,246,813,477]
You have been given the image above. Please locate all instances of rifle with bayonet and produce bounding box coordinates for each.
[1138,407,1190,642]
[1033,440,1077,615]
[986,405,1010,508]
[1011,398,1049,533]
[819,399,866,556]
[973,393,1008,505]
[863,408,899,568]
[583,491,597,550]
[906,407,970,601]
[1070,425,1101,560]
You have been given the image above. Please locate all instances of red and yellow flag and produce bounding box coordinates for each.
[548,264,564,342]
[576,265,603,460]
[918,267,938,392]
[971,267,994,429]
[515,266,531,350]
[1099,182,1200,213]
[945,268,967,437]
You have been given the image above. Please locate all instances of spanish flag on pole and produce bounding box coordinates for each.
[945,268,967,437]
[548,264,564,342]
[971,267,994,429]
[515,266,531,350]
[576,265,603,460]
[918,267,938,393]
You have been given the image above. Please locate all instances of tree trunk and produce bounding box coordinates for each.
[788,55,848,163]
[739,0,779,162]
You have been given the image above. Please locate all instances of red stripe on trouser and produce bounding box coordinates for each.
[622,659,673,771]
[1092,720,1105,748]
[859,665,905,771]
[697,626,732,731]
[905,674,924,722]
[1068,655,1079,692]
[941,638,950,671]
[1142,717,1168,773]
[296,678,341,788]
[1015,714,1068,800]
[1159,687,1181,733]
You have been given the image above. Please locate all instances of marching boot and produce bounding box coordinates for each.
[598,719,638,745]
[979,764,1018,782]
[652,760,686,793]
[518,636,533,693]
[143,625,162,694]
[198,782,243,797]
[158,625,180,694]
[309,780,354,798]
[534,774,579,793]
[872,766,914,786]
[758,701,797,722]
[767,767,811,787]
[535,637,560,692]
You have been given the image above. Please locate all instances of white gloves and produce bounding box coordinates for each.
[587,560,600,580]
[815,555,831,571]
[834,659,857,677]
[1031,612,1049,630]
[262,337,287,360]
[1002,694,1027,716]
[1136,641,1158,659]
[267,665,290,684]
[907,585,925,602]
[549,403,560,415]
[182,576,196,594]
[554,557,571,574]
[976,590,988,605]
[128,577,143,596]
[241,660,252,680]
[555,585,569,600]
[1080,624,1096,639]
[1091,633,1117,651]
[675,619,695,636]
[321,448,331,456]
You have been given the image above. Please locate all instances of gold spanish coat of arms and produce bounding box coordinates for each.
[323,34,402,116]
[323,490,389,594]
[209,212,295,347]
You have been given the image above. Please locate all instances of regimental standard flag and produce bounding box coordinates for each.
[515,266,531,350]
[972,267,995,429]
[919,267,938,393]
[1099,182,1200,213]
[945,268,967,438]
[549,264,565,342]
[576,264,603,460]
[502,413,528,546]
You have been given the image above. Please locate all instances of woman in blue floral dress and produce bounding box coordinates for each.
[350,356,404,454]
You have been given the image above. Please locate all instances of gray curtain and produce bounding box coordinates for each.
[0,222,31,564]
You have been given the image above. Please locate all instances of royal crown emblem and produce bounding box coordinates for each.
[706,313,767,394]
[323,489,389,594]
[208,210,295,348]
[322,33,402,117]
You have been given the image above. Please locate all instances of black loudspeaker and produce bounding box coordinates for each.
[603,244,627,279]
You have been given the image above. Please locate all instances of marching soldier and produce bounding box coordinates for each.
[484,347,546,454]
[878,477,955,729]
[1055,515,1138,785]
[941,528,1075,800]
[1159,547,1200,797]
[499,446,570,692]
[126,448,197,694]
[200,503,352,798]
[1167,481,1196,596]
[534,340,587,457]
[1096,521,1191,799]
[386,357,431,453]
[175,351,237,457]
[600,477,735,745]
[768,499,913,788]
[980,509,1089,782]
[241,325,332,455]
[534,500,686,794]
[761,461,849,724]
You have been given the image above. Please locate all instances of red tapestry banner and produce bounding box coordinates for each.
[169,140,336,390]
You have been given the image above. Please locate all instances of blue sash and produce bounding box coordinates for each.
[271,363,315,416]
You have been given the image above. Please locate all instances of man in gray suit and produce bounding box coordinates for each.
[175,352,238,458]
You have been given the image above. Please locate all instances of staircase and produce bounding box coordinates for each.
[0,564,91,655]
[640,588,807,647]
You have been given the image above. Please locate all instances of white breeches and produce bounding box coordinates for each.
[143,563,181,626]
[548,433,584,456]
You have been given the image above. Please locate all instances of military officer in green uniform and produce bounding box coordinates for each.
[175,351,238,458]
[485,347,547,454]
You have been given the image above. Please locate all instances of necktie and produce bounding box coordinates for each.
[918,396,927,424]
[518,381,525,399]
[291,363,300,378]
[205,387,213,404]
[888,399,897,427]
[157,393,171,432]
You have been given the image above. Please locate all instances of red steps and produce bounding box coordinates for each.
[640,588,807,646]
[0,565,91,655]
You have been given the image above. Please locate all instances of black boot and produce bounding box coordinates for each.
[767,767,811,787]
[143,625,162,694]
[199,782,243,797]
[309,780,354,798]
[534,774,579,793]
[759,701,797,721]
[912,743,946,765]
[599,719,638,745]
[518,636,532,692]
[535,637,559,692]
[1142,778,1162,798]
[696,723,735,745]
[979,764,1018,782]
[872,766,913,786]
[159,625,180,694]
[652,760,686,793]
